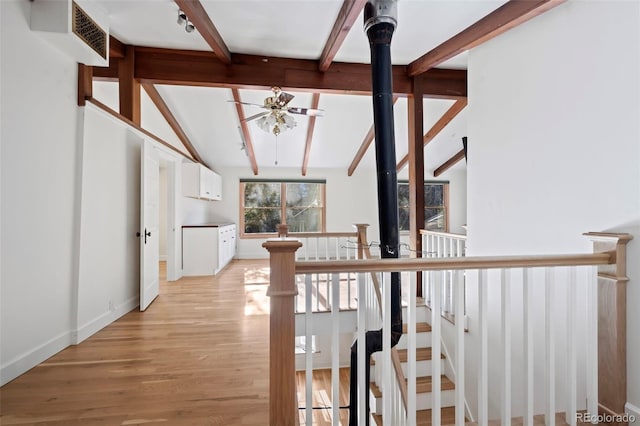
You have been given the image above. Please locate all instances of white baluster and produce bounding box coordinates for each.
[357,272,367,423]
[565,267,577,426]
[382,272,392,424]
[545,268,556,426]
[500,269,511,426]
[304,237,309,260]
[454,269,465,426]
[586,265,598,415]
[331,273,340,425]
[408,269,417,426]
[432,270,442,426]
[315,272,320,312]
[524,268,534,426]
[478,269,488,426]
[305,274,313,425]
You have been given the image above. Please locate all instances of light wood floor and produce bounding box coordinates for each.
[0,260,273,425]
[296,368,350,426]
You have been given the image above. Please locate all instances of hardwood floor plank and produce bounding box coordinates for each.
[0,260,271,425]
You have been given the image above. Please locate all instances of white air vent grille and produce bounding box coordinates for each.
[72,1,107,60]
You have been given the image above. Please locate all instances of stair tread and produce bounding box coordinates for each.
[371,347,445,365]
[373,406,458,426]
[370,375,454,398]
[411,375,456,393]
[398,347,445,362]
[402,322,431,333]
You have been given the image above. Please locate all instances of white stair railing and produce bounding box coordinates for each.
[421,230,467,321]
[266,232,630,426]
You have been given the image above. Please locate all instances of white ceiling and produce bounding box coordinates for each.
[92,0,507,176]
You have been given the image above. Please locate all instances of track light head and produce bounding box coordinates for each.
[177,10,186,25]
[185,21,195,33]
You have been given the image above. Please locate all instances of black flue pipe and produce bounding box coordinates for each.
[349,2,402,424]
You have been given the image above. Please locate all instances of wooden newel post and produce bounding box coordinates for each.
[353,223,369,260]
[263,239,302,426]
[277,224,289,238]
[584,232,633,419]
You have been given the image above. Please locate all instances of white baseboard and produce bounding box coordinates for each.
[74,296,139,344]
[626,402,640,423]
[1,330,72,386]
[159,255,167,261]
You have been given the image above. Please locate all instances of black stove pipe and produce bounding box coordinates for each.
[349,2,402,424]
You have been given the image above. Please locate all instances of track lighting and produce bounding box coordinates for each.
[177,9,196,33]
[177,10,186,25]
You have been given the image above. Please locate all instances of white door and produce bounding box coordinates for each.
[140,140,160,311]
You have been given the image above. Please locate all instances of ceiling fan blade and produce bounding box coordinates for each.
[243,111,270,122]
[227,100,266,108]
[277,91,295,107]
[287,107,325,117]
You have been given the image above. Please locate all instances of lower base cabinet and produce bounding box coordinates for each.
[182,224,236,276]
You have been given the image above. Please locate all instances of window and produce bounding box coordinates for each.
[240,180,326,236]
[397,181,449,232]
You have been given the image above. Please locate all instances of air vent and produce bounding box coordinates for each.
[72,2,107,60]
[30,0,109,66]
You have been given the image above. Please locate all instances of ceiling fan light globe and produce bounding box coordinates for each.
[256,116,269,132]
[283,114,296,129]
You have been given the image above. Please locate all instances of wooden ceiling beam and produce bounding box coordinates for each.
[396,99,467,171]
[94,47,466,97]
[231,89,259,175]
[92,59,118,81]
[174,0,232,64]
[118,46,141,125]
[77,63,93,106]
[407,81,425,273]
[141,83,206,166]
[434,149,466,177]
[133,47,465,98]
[109,35,126,59]
[408,0,566,76]
[319,0,368,72]
[348,96,398,176]
[302,93,321,176]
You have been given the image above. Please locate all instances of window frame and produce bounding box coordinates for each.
[239,179,327,238]
[397,180,450,233]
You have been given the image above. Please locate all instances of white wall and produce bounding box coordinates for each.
[466,0,640,417]
[1,0,80,384]
[75,108,143,342]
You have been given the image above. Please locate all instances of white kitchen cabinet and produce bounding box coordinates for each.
[182,163,222,201]
[182,224,236,276]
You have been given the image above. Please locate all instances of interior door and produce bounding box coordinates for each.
[140,139,160,311]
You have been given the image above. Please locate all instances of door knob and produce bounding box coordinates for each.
[137,229,151,244]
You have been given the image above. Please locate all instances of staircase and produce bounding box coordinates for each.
[370,300,460,425]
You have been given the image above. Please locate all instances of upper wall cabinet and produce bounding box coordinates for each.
[182,163,222,201]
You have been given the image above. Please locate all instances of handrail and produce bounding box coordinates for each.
[296,252,612,274]
[420,229,467,239]
[287,231,358,238]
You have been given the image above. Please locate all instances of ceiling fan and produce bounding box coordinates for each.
[230,87,324,136]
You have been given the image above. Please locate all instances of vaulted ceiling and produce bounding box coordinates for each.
[85,0,564,177]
